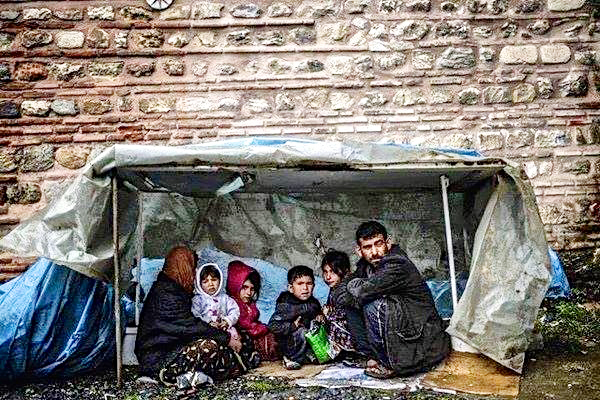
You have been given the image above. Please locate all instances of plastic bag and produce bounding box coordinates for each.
[304,321,331,364]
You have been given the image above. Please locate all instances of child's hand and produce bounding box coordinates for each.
[322,305,330,316]
[293,316,303,329]
[217,320,229,330]
[315,314,325,323]
[209,321,220,329]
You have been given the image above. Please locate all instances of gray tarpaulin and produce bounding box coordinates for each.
[0,138,550,373]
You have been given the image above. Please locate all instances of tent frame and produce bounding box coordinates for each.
[110,162,505,385]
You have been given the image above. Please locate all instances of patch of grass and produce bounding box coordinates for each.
[244,378,288,392]
[537,298,600,352]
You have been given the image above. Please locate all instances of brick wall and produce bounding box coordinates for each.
[0,0,599,280]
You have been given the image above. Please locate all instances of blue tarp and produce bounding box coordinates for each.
[546,248,571,299]
[0,258,117,382]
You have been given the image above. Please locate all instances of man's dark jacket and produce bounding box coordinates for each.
[135,272,230,376]
[337,245,450,375]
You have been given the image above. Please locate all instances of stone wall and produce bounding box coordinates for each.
[0,0,599,280]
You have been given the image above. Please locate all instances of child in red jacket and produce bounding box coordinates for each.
[226,260,280,362]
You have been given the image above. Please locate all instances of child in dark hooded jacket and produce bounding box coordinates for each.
[226,260,280,362]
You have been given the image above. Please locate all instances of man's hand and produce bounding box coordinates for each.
[228,334,242,353]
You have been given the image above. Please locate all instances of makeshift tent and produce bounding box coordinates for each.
[0,138,551,383]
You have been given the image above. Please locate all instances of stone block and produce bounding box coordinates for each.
[548,0,585,11]
[50,100,78,116]
[290,27,316,44]
[437,47,476,69]
[56,31,85,49]
[268,3,293,17]
[19,144,54,172]
[430,90,452,104]
[48,63,83,81]
[528,19,551,35]
[87,28,110,48]
[562,160,591,175]
[55,146,90,169]
[53,9,83,20]
[0,63,9,82]
[294,60,324,73]
[87,6,114,20]
[135,30,165,48]
[303,89,329,109]
[163,59,185,76]
[390,20,429,40]
[243,98,272,113]
[227,29,252,46]
[127,61,155,77]
[15,62,47,81]
[176,97,213,112]
[406,0,431,11]
[120,6,153,20]
[329,92,354,110]
[536,77,554,99]
[326,56,354,76]
[216,64,237,75]
[512,83,537,103]
[194,31,217,47]
[412,50,433,70]
[231,4,262,18]
[22,8,51,20]
[483,86,511,104]
[0,10,20,20]
[535,129,570,147]
[506,129,534,148]
[82,99,112,115]
[160,5,191,19]
[21,31,52,48]
[115,32,128,48]
[499,45,538,64]
[539,44,571,64]
[168,32,190,48]
[515,0,542,13]
[378,54,406,70]
[574,51,597,66]
[345,0,369,13]
[258,31,285,46]
[358,92,387,108]
[458,88,480,105]
[275,93,295,111]
[559,72,588,97]
[192,62,209,76]
[393,89,426,106]
[6,184,42,204]
[191,2,224,19]
[435,21,469,39]
[0,149,18,172]
[320,22,351,43]
[478,132,503,150]
[21,100,51,117]
[0,101,19,119]
[89,62,123,76]
[217,98,240,111]
[139,98,173,113]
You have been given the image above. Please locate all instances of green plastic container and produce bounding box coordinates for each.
[305,323,331,364]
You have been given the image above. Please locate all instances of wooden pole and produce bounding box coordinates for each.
[112,176,123,387]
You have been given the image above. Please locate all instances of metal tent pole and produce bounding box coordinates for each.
[440,175,458,311]
[135,193,143,326]
[112,176,123,387]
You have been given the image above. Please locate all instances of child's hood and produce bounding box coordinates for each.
[195,262,224,297]
[226,260,257,301]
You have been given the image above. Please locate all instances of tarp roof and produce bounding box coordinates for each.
[0,138,550,374]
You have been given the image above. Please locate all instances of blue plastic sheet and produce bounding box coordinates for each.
[426,278,468,319]
[546,248,571,299]
[0,258,117,382]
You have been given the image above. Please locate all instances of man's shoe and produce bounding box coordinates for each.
[283,356,302,370]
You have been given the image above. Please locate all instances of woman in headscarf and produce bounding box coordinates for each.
[135,245,245,388]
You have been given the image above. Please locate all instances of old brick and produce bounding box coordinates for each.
[0,101,19,119]
[135,30,165,48]
[163,59,185,76]
[87,6,114,20]
[56,31,85,49]
[21,30,52,48]
[21,100,51,117]
[89,62,123,77]
[6,183,42,204]
[14,62,47,81]
[53,9,83,21]
[19,144,54,172]
[82,99,112,115]
[87,28,110,48]
[120,6,153,20]
[127,61,155,77]
[55,146,90,169]
[48,63,83,81]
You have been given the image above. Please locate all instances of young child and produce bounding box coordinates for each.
[191,263,240,340]
[226,260,280,361]
[268,265,323,370]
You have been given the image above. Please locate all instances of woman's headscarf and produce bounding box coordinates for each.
[162,245,197,294]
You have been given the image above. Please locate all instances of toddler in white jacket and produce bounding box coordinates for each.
[191,263,240,339]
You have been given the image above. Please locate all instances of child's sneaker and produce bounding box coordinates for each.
[283,356,301,370]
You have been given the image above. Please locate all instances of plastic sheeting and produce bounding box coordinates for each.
[546,248,571,299]
[0,138,551,373]
[0,258,117,381]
